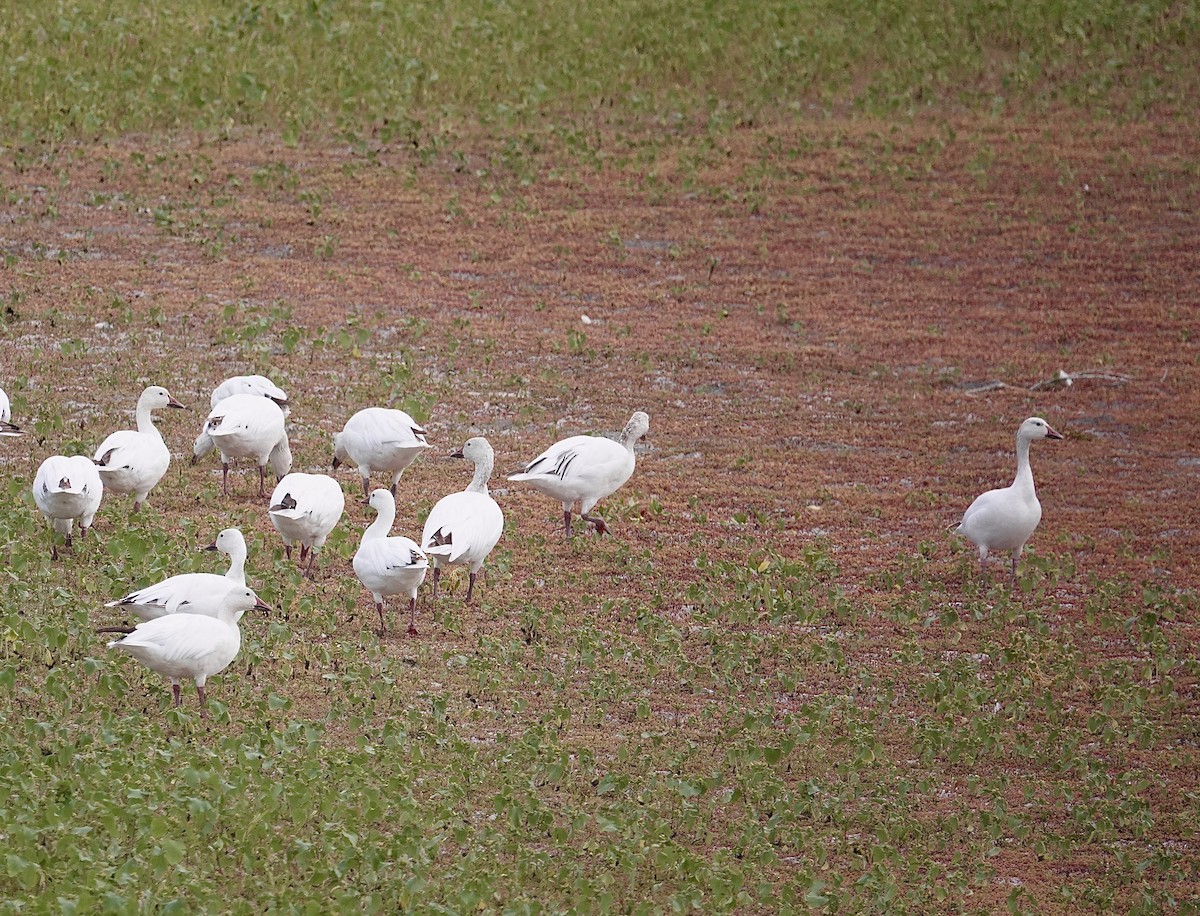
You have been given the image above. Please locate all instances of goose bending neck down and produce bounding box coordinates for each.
[956,416,1063,587]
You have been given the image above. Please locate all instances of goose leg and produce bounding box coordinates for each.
[431,565,440,599]
[197,684,209,718]
[300,544,310,563]
[563,509,573,539]
[50,539,59,561]
[132,500,142,513]
[376,600,387,636]
[284,544,292,561]
[1010,549,1021,589]
[172,683,182,707]
[304,548,317,579]
[407,596,418,636]
[466,571,477,603]
[222,462,230,496]
[361,476,370,499]
[258,464,268,498]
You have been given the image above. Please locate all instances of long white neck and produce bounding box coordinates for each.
[467,451,494,495]
[135,395,160,436]
[224,539,248,585]
[364,500,395,540]
[1012,432,1036,496]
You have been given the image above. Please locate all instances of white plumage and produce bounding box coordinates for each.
[196,393,291,496]
[956,416,1064,585]
[93,385,187,511]
[0,386,19,437]
[33,454,103,559]
[332,407,429,497]
[422,437,504,602]
[107,586,270,716]
[194,375,289,459]
[106,527,249,621]
[268,472,346,578]
[508,410,649,537]
[353,488,428,636]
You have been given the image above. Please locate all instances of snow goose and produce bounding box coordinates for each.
[107,586,270,717]
[332,407,429,497]
[508,410,650,537]
[106,527,249,621]
[422,437,505,602]
[194,375,289,459]
[32,455,103,559]
[353,488,429,636]
[93,385,187,511]
[268,472,346,578]
[0,386,20,437]
[195,393,291,497]
[956,416,1064,585]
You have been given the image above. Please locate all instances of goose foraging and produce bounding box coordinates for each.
[956,416,1064,586]
[268,472,346,578]
[508,411,649,537]
[194,375,289,460]
[196,393,291,497]
[332,407,429,498]
[106,527,249,621]
[0,386,20,437]
[422,437,505,602]
[107,586,270,717]
[353,488,428,636]
[32,455,103,559]
[93,385,187,511]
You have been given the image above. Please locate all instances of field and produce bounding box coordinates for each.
[1,1,1199,912]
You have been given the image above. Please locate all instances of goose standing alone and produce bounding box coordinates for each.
[106,528,249,621]
[0,386,20,436]
[422,437,505,602]
[508,410,650,537]
[353,489,429,636]
[93,385,187,511]
[268,472,346,578]
[107,587,270,717]
[196,393,291,497]
[332,407,429,497]
[194,375,289,460]
[956,416,1064,585]
[32,455,103,559]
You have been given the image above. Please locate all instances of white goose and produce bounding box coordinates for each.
[353,489,429,636]
[194,375,289,459]
[422,437,505,602]
[0,386,20,437]
[508,410,650,537]
[32,455,103,559]
[107,586,270,717]
[332,407,429,497]
[106,528,249,621]
[196,393,291,496]
[956,416,1064,584]
[93,385,187,511]
[268,472,346,578]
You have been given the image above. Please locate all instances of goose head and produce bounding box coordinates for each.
[450,437,494,463]
[203,527,246,556]
[1019,417,1063,442]
[140,385,187,411]
[365,488,396,514]
[221,587,272,623]
[622,411,650,445]
[331,432,348,469]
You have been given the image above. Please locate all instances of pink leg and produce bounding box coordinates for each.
[132,501,142,513]
[304,548,317,579]
[466,571,477,603]
[197,684,209,718]
[257,465,267,498]
[284,544,292,560]
[222,463,230,495]
[581,512,608,535]
[431,565,440,599]
[407,597,418,636]
[361,477,370,499]
[172,683,182,707]
[376,601,387,636]
[563,509,573,538]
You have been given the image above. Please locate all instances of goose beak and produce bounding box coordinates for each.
[448,448,465,459]
[201,541,218,552]
[1045,425,1064,440]
[331,456,342,469]
[167,397,188,410]
[254,597,273,613]
[360,498,371,507]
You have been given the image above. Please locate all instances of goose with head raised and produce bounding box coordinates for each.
[268,472,346,578]
[353,488,428,636]
[107,586,270,717]
[195,393,291,497]
[423,437,505,602]
[956,416,1064,585]
[33,454,103,559]
[332,407,429,498]
[508,410,649,537]
[93,385,187,511]
[106,527,249,621]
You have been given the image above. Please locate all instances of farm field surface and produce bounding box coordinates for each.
[1,1,1198,912]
